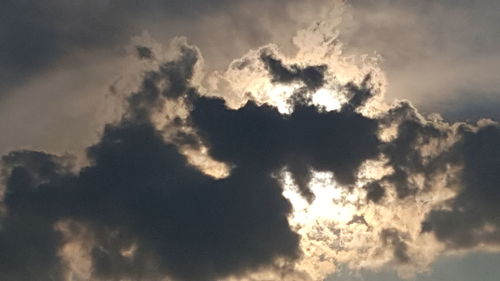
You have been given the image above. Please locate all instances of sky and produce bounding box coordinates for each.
[0,1,499,281]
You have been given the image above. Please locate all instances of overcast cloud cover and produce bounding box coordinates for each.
[0,1,499,281]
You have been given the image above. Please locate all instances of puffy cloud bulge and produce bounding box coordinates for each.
[1,2,500,281]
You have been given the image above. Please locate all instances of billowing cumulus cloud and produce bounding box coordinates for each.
[424,123,500,248]
[1,42,300,281]
[1,1,500,281]
[190,84,380,200]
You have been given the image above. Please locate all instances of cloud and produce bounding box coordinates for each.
[126,42,200,122]
[364,101,458,200]
[1,2,500,280]
[0,151,70,281]
[424,124,500,248]
[260,52,328,90]
[0,34,384,280]
[380,228,410,264]
[190,86,380,200]
[0,0,332,94]
[340,0,500,120]
[0,42,300,281]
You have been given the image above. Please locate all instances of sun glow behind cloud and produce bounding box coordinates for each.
[311,88,343,112]
[281,171,360,227]
[84,14,456,281]
[280,170,365,280]
[267,86,343,114]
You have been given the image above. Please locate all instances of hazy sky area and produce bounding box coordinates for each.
[331,253,500,281]
[0,1,499,281]
[2,0,500,155]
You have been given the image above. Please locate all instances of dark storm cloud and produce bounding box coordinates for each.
[136,46,154,60]
[80,122,299,281]
[199,53,380,200]
[341,81,500,252]
[0,151,72,281]
[341,74,377,113]
[2,9,500,277]
[363,102,456,202]
[1,123,299,281]
[260,52,327,90]
[381,117,447,199]
[0,36,387,279]
[0,45,299,281]
[190,88,380,200]
[126,43,199,122]
[423,124,500,248]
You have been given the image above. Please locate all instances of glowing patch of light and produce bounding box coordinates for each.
[280,170,365,280]
[312,88,342,111]
[266,84,299,114]
[281,170,359,227]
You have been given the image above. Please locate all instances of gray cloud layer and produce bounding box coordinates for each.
[341,0,500,121]
[0,0,327,93]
